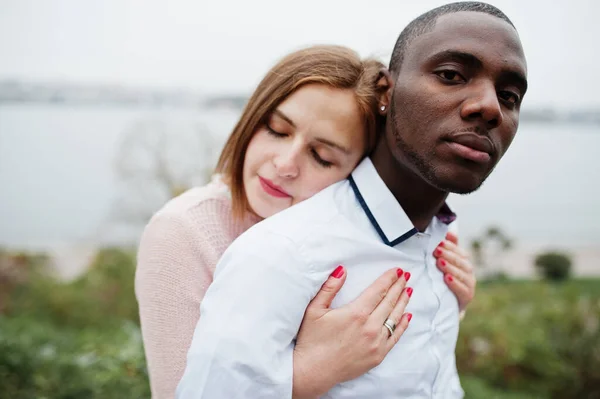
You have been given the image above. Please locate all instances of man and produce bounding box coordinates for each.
[177,2,527,398]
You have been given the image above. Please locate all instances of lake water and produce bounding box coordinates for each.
[1,103,599,255]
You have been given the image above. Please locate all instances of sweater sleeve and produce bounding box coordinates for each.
[135,210,216,399]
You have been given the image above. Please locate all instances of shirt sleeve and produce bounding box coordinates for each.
[176,230,320,399]
[135,211,214,399]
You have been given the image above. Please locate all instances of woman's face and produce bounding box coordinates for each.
[243,83,367,219]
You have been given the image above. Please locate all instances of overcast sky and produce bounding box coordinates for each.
[0,0,596,109]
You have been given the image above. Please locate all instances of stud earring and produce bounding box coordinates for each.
[380,105,386,111]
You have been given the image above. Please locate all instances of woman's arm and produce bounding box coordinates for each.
[135,211,213,399]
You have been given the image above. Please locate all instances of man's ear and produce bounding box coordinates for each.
[376,68,394,116]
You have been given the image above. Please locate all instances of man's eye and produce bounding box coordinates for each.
[436,70,465,82]
[499,91,520,106]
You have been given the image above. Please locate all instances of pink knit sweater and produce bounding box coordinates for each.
[135,175,261,399]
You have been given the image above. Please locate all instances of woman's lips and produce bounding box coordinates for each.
[259,176,291,198]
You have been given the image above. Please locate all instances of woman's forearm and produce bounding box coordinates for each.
[292,350,334,399]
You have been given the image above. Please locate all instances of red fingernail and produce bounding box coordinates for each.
[438,241,445,247]
[434,249,442,256]
[397,268,404,278]
[446,274,453,282]
[407,313,413,322]
[404,271,411,281]
[406,287,413,297]
[331,265,344,278]
[440,259,447,267]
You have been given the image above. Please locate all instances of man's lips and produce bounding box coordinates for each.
[444,132,495,164]
[259,177,291,198]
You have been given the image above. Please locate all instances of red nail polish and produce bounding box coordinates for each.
[397,268,404,278]
[407,313,413,322]
[446,274,453,282]
[440,259,447,267]
[331,265,344,278]
[404,271,411,281]
[406,287,413,297]
[438,241,445,247]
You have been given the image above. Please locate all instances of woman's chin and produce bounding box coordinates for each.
[247,197,285,219]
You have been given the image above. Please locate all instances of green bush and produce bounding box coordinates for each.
[534,251,573,281]
[457,280,600,399]
[0,247,149,398]
[0,317,149,399]
[5,247,139,328]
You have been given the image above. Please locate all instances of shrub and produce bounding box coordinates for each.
[534,251,573,281]
[5,247,139,328]
[456,280,600,399]
[0,317,149,399]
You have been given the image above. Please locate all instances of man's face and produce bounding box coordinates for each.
[388,11,528,194]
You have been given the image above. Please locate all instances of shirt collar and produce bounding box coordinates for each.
[348,157,456,247]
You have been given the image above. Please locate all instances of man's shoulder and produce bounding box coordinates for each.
[253,180,350,237]
[225,180,353,261]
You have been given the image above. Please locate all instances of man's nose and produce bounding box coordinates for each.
[460,82,503,129]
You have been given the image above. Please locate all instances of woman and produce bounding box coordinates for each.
[135,45,476,399]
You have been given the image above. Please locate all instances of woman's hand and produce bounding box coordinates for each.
[433,231,476,312]
[292,266,413,399]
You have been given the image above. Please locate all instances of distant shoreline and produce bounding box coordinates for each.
[2,80,600,125]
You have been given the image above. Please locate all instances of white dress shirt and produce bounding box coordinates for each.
[177,157,464,399]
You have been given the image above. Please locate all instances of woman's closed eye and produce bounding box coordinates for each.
[266,124,287,138]
[265,122,334,168]
[311,148,333,168]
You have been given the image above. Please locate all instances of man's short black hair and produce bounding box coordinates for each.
[389,2,516,74]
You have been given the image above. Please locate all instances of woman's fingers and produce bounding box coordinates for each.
[437,256,476,311]
[370,270,409,324]
[434,238,477,312]
[385,293,413,349]
[434,247,472,275]
[351,267,402,314]
[435,240,469,261]
[442,273,473,310]
[445,231,459,245]
[436,257,470,285]
[308,265,347,312]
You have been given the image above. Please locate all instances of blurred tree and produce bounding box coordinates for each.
[106,119,221,235]
[470,226,513,279]
[534,251,573,281]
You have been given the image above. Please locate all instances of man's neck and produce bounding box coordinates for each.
[370,142,449,233]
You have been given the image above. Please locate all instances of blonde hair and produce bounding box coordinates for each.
[215,45,386,219]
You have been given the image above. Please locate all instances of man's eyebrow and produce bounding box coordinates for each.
[272,109,295,127]
[429,50,528,94]
[315,138,351,155]
[428,50,483,68]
